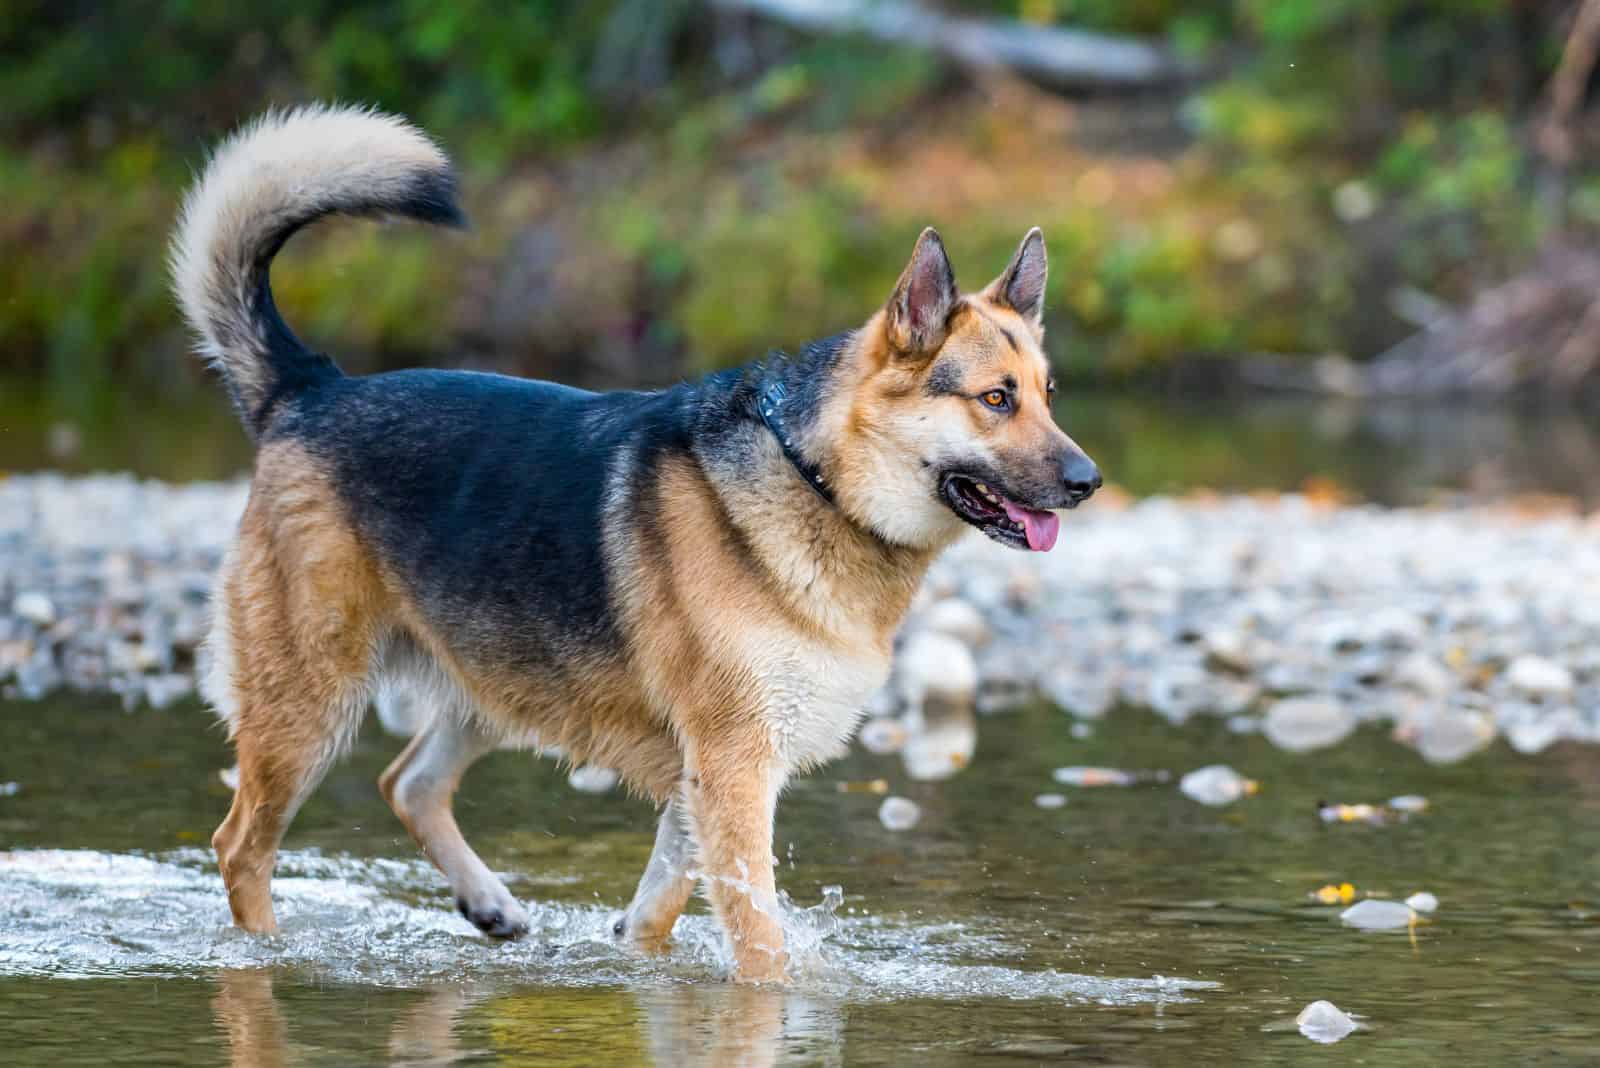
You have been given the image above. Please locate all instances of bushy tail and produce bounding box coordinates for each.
[169,104,464,436]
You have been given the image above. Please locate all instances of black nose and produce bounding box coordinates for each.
[1062,452,1101,503]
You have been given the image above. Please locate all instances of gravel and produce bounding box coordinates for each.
[6,475,1600,762]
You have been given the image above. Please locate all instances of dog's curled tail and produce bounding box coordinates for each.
[170,104,464,435]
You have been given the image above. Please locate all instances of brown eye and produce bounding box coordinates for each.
[980,389,1009,411]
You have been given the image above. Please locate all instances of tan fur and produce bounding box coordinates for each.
[211,443,387,933]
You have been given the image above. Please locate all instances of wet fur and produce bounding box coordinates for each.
[175,106,1092,982]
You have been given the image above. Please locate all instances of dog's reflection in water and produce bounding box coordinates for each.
[211,971,290,1068]
[213,968,844,1068]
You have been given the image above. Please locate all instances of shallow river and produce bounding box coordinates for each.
[2,695,1597,1065]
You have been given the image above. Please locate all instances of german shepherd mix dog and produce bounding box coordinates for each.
[173,106,1100,983]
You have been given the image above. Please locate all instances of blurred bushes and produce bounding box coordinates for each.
[0,1,1592,392]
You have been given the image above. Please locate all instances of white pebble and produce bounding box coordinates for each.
[1263,696,1355,753]
[142,673,193,710]
[1040,669,1113,720]
[895,630,978,708]
[1053,766,1135,787]
[1369,606,1426,649]
[859,716,909,754]
[1296,999,1358,1044]
[1178,764,1256,806]
[901,718,976,782]
[1414,710,1495,765]
[12,592,55,627]
[1404,891,1438,913]
[1340,898,1414,930]
[1505,655,1575,702]
[1506,714,1571,756]
[1202,628,1252,673]
[568,765,620,794]
[918,598,991,648]
[1393,653,1452,697]
[878,796,921,831]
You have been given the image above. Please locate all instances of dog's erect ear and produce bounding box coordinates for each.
[984,227,1047,331]
[886,227,958,357]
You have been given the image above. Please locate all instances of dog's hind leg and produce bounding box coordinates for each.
[215,692,365,933]
[379,715,530,938]
[613,793,698,954]
[210,455,386,934]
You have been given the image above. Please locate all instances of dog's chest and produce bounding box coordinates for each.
[752,636,889,770]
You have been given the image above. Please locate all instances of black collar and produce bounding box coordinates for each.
[757,379,835,506]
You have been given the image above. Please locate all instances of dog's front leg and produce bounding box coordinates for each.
[684,743,786,984]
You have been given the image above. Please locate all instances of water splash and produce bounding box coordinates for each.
[0,849,1212,1004]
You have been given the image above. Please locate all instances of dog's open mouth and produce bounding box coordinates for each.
[940,475,1060,552]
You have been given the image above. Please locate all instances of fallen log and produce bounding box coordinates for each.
[1365,248,1600,395]
[709,0,1191,91]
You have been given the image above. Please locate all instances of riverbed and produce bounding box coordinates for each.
[4,392,1600,1063]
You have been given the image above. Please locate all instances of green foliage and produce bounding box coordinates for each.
[0,0,1591,388]
[0,1,618,154]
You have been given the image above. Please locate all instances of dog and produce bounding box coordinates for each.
[171,105,1100,983]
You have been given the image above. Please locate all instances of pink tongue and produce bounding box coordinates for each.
[1001,499,1060,552]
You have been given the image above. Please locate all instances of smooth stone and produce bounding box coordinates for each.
[12,593,55,627]
[1296,1000,1358,1044]
[859,716,909,755]
[917,597,991,648]
[1039,668,1113,720]
[1504,655,1575,702]
[1262,696,1355,753]
[1202,628,1252,673]
[878,796,921,831]
[1405,891,1439,913]
[1179,764,1256,806]
[1392,653,1453,696]
[142,673,192,710]
[1340,898,1414,930]
[1146,662,1212,723]
[1368,606,1426,649]
[1506,712,1574,755]
[568,765,620,794]
[901,716,976,782]
[1414,709,1496,765]
[1053,766,1136,787]
[895,630,978,709]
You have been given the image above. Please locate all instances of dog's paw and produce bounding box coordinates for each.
[611,910,676,955]
[456,894,530,940]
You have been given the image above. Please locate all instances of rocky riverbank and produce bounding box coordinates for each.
[5,473,1599,764]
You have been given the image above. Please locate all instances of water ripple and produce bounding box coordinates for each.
[0,848,1212,1004]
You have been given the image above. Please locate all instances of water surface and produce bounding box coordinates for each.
[11,382,1600,505]
[2,696,1596,1065]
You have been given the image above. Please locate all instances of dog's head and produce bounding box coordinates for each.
[829,227,1100,552]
